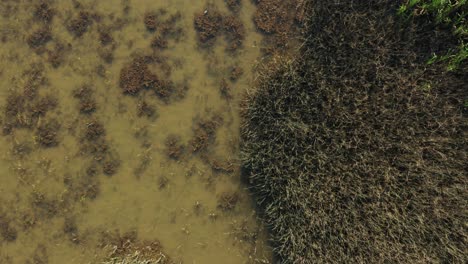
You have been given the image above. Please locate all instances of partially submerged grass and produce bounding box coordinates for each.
[103,252,168,264]
[242,0,467,263]
[100,230,172,264]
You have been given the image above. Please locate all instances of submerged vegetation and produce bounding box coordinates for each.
[242,0,467,263]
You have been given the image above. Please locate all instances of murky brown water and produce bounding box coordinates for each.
[0,0,273,263]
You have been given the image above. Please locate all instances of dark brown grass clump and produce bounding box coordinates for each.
[1,67,55,135]
[84,120,105,141]
[217,192,239,211]
[136,100,156,118]
[189,115,223,153]
[73,86,96,114]
[194,9,245,51]
[47,42,68,68]
[194,10,223,45]
[63,217,79,243]
[100,230,173,263]
[34,1,55,24]
[102,157,120,176]
[242,1,467,263]
[98,29,114,46]
[144,12,158,31]
[68,11,92,37]
[164,134,185,160]
[219,78,232,99]
[207,156,235,173]
[253,0,297,34]
[0,214,17,242]
[27,28,52,49]
[35,119,60,147]
[225,0,241,13]
[222,15,245,51]
[230,65,243,81]
[253,0,302,53]
[145,10,183,50]
[119,57,160,95]
[31,95,57,117]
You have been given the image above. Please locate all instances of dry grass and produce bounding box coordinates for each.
[242,0,467,263]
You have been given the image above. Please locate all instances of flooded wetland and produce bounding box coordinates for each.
[0,0,302,263]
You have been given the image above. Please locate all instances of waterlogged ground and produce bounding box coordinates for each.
[0,0,302,263]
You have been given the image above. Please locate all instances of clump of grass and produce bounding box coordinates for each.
[189,114,223,153]
[398,0,467,71]
[27,27,52,49]
[119,57,160,95]
[103,252,168,264]
[164,134,185,160]
[67,11,93,37]
[194,7,245,51]
[100,230,172,264]
[34,1,55,24]
[217,191,239,211]
[242,1,467,262]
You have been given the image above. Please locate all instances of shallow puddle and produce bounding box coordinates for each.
[0,0,274,263]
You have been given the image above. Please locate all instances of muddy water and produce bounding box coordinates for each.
[0,0,271,263]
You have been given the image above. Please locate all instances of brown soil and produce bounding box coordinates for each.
[217,192,239,211]
[27,28,52,49]
[68,11,92,37]
[34,1,55,24]
[119,57,160,95]
[165,134,185,160]
[35,119,60,147]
